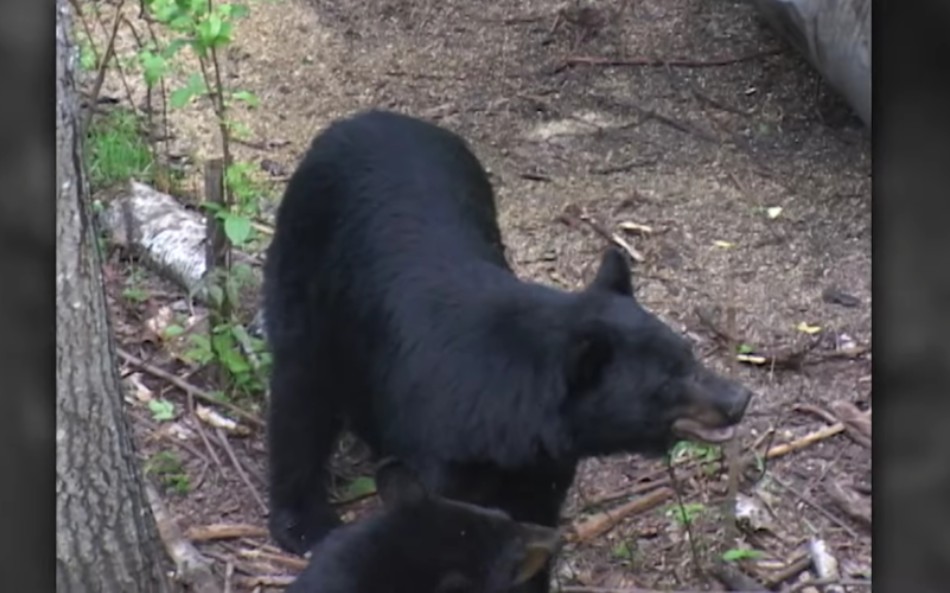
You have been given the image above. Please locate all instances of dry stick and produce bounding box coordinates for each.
[723,272,741,545]
[88,0,137,111]
[666,461,705,579]
[763,551,812,588]
[237,575,295,588]
[829,401,871,448]
[568,487,674,543]
[136,11,172,158]
[561,50,782,69]
[80,0,125,134]
[559,206,645,262]
[824,480,871,530]
[68,0,101,65]
[117,347,265,428]
[144,482,222,593]
[762,423,844,460]
[710,562,766,591]
[795,403,871,449]
[582,473,674,511]
[237,548,308,571]
[215,428,267,514]
[785,580,871,593]
[186,523,270,543]
[769,475,859,539]
[560,584,674,593]
[188,377,227,472]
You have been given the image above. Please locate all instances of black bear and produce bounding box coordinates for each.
[286,458,560,593]
[263,109,753,589]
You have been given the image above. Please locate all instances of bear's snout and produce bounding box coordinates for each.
[670,370,753,445]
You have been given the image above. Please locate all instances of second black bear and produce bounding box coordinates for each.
[263,110,753,583]
[286,458,560,593]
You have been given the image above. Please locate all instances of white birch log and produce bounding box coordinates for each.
[750,0,871,129]
[99,181,267,336]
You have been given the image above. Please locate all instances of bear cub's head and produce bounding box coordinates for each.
[563,248,754,458]
[288,459,561,593]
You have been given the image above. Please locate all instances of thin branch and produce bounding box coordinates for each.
[215,428,267,514]
[117,347,265,428]
[559,49,782,70]
[81,0,126,134]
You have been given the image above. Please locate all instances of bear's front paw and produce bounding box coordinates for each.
[268,505,342,555]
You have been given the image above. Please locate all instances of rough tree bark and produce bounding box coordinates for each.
[55,1,179,591]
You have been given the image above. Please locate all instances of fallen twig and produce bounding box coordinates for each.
[784,578,871,593]
[590,158,657,175]
[237,548,308,571]
[145,482,221,593]
[236,575,296,588]
[560,586,767,593]
[763,550,811,588]
[795,402,870,449]
[710,562,765,591]
[828,401,871,448]
[568,487,673,542]
[559,49,782,70]
[693,308,868,372]
[216,428,267,514]
[80,0,125,135]
[186,523,270,543]
[824,480,871,530]
[117,347,265,428]
[558,205,644,262]
[762,423,844,460]
[770,476,859,538]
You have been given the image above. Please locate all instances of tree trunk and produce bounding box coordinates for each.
[55,1,179,591]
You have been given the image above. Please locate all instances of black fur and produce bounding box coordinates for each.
[286,459,560,593]
[264,110,753,591]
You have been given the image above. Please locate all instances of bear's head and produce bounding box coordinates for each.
[562,248,753,458]
[374,459,562,593]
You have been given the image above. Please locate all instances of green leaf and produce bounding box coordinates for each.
[206,284,225,308]
[722,548,764,562]
[343,476,377,500]
[224,214,252,246]
[230,90,260,108]
[139,51,167,87]
[148,399,176,421]
[170,86,196,109]
[223,3,251,19]
[737,343,754,354]
[611,540,633,560]
[164,324,187,338]
[162,38,189,59]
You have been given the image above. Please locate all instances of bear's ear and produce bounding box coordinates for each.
[512,524,561,585]
[375,458,428,507]
[589,248,633,296]
[566,329,614,392]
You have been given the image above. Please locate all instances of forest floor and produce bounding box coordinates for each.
[80,0,870,591]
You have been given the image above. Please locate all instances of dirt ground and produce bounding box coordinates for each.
[88,0,871,590]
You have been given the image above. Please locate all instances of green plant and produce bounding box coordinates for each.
[665,502,706,526]
[134,0,270,400]
[86,110,154,188]
[148,399,177,421]
[611,540,634,561]
[722,547,764,562]
[78,32,98,71]
[145,451,190,494]
[340,476,377,502]
[670,440,722,465]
